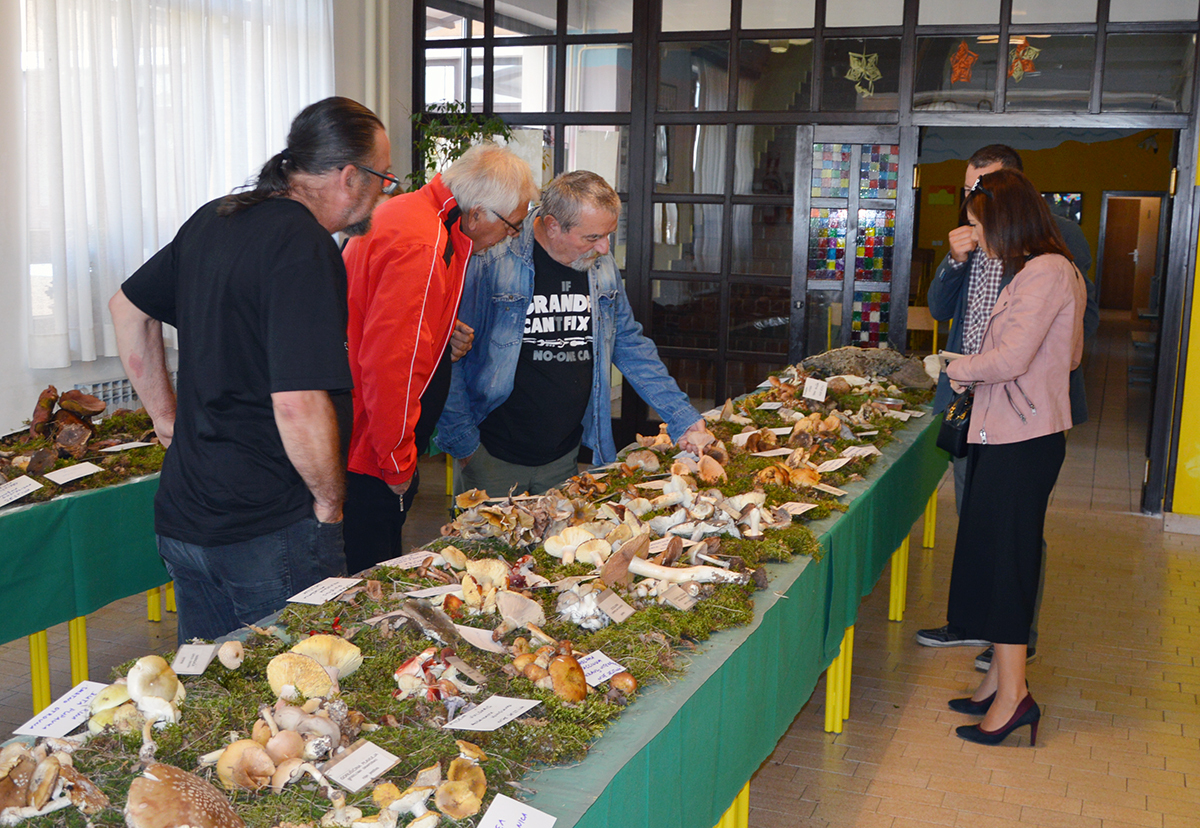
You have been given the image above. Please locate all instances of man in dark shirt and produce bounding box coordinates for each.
[108,97,392,642]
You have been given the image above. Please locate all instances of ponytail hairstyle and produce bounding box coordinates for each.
[218,96,384,216]
[963,168,1072,278]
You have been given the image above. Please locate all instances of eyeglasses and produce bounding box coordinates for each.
[965,177,992,199]
[489,208,523,235]
[358,164,402,195]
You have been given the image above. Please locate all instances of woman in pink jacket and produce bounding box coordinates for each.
[942,169,1086,746]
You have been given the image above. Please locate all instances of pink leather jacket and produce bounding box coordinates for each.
[945,253,1085,446]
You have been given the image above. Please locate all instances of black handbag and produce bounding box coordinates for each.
[937,389,974,458]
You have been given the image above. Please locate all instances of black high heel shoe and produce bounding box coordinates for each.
[948,691,995,715]
[956,694,1040,746]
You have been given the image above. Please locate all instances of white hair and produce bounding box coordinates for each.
[441,143,539,217]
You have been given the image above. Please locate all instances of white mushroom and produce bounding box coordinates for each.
[626,556,751,585]
[217,641,245,670]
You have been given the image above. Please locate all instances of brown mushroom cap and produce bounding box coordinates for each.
[548,652,588,703]
[290,635,364,679]
[28,755,60,810]
[455,488,489,510]
[267,652,335,700]
[446,758,487,800]
[125,763,244,828]
[454,740,487,763]
[0,752,35,812]
[609,671,638,695]
[215,740,275,792]
[434,780,481,819]
[58,763,110,815]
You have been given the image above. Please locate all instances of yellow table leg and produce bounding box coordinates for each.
[446,453,453,496]
[841,625,854,721]
[147,586,162,622]
[165,581,176,613]
[29,631,51,714]
[923,490,937,548]
[889,538,910,621]
[713,782,750,828]
[825,626,854,733]
[69,616,88,685]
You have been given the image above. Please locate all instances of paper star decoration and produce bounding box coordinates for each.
[950,40,979,84]
[846,49,882,98]
[1008,37,1040,82]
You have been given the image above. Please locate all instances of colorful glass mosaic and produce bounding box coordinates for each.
[852,290,890,347]
[811,144,852,198]
[808,207,847,281]
[859,144,900,199]
[855,209,895,282]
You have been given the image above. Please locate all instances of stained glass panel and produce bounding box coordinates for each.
[856,209,895,282]
[852,290,890,347]
[859,145,900,199]
[808,208,847,281]
[811,144,852,198]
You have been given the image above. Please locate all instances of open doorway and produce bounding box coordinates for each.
[913,127,1177,514]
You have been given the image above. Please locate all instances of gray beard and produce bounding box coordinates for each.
[569,253,598,271]
[343,215,373,237]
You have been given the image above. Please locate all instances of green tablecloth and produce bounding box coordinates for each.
[526,415,947,828]
[0,474,167,645]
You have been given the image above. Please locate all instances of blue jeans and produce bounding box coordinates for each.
[158,514,346,642]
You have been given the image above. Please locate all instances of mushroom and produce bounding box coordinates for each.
[389,785,435,820]
[27,755,59,810]
[265,729,306,764]
[438,545,468,570]
[290,634,364,682]
[407,814,439,828]
[623,449,661,473]
[268,758,332,796]
[413,762,442,788]
[267,651,335,700]
[548,647,588,703]
[214,740,275,792]
[57,763,110,816]
[445,759,486,800]
[625,555,751,585]
[321,793,363,828]
[127,655,183,760]
[609,672,638,695]
[89,682,132,716]
[455,489,489,510]
[434,780,480,820]
[124,763,244,828]
[697,454,726,484]
[217,641,245,670]
[464,558,510,590]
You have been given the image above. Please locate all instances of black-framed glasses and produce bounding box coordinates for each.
[358,164,401,195]
[965,177,992,199]
[489,208,523,235]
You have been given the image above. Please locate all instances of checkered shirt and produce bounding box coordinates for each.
[961,252,1005,355]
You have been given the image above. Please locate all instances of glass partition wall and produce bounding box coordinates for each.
[414,0,1200,511]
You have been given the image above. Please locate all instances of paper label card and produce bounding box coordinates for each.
[14,681,107,737]
[100,441,154,452]
[546,575,599,591]
[815,457,852,473]
[445,656,488,685]
[405,584,463,599]
[596,589,635,623]
[43,462,103,485]
[288,577,362,605]
[757,401,783,410]
[648,537,698,555]
[322,740,400,793]
[0,476,43,508]
[752,448,793,458]
[455,625,508,654]
[903,409,927,418]
[802,377,828,403]
[779,502,819,517]
[634,480,668,490]
[884,410,911,422]
[172,644,218,675]
[661,584,698,611]
[730,431,753,447]
[769,427,794,435]
[841,445,882,458]
[478,794,557,828]
[814,483,848,497]
[578,650,626,687]
[701,408,723,419]
[443,695,541,731]
[854,429,879,437]
[380,551,438,570]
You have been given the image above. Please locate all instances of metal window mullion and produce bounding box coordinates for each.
[1091,0,1111,113]
[715,118,741,403]
[995,0,1012,112]
[811,0,827,110]
[841,143,862,344]
[790,124,814,362]
[889,125,918,351]
[481,0,494,112]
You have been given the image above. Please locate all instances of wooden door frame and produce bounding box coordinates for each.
[1095,190,1169,311]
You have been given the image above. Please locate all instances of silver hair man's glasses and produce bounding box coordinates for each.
[358,165,402,195]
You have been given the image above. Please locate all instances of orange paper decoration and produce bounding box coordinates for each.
[1008,38,1040,82]
[950,40,979,84]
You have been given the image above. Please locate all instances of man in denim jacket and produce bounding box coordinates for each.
[436,171,711,496]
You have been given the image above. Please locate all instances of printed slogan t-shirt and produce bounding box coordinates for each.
[479,241,594,466]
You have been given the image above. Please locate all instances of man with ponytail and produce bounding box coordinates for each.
[109,97,393,642]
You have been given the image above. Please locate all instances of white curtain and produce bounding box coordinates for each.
[23,0,334,368]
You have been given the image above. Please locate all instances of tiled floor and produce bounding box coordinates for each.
[748,311,1199,828]
[2,311,1189,828]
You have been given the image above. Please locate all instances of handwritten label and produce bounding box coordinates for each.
[380,551,438,569]
[816,457,853,473]
[756,401,783,410]
[802,377,828,402]
[288,577,362,605]
[100,441,154,452]
[779,502,819,516]
[478,794,557,828]
[405,584,463,599]
[43,462,103,485]
[661,584,698,611]
[443,695,541,731]
[322,740,400,793]
[578,651,626,687]
[14,681,106,737]
[596,589,635,623]
[814,483,848,497]
[0,476,43,508]
[752,448,794,458]
[841,445,882,458]
[455,625,508,654]
[172,644,218,675]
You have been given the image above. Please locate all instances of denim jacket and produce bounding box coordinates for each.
[435,209,701,465]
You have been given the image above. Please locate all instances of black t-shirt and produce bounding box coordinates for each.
[479,242,593,466]
[122,197,353,545]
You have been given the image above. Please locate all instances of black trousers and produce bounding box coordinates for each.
[342,467,420,576]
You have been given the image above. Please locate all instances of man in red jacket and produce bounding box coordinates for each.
[342,144,537,573]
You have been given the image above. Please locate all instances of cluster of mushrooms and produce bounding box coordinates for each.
[0,737,108,824]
